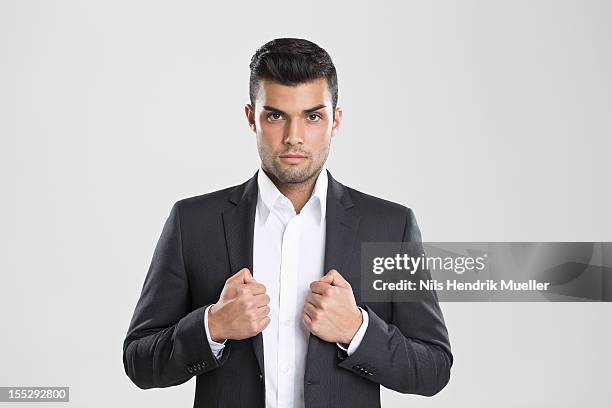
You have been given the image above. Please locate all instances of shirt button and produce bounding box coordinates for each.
[283,319,291,326]
[281,366,290,374]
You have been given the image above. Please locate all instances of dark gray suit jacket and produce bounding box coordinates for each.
[123,169,452,408]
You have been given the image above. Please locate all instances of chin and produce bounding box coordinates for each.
[278,166,313,184]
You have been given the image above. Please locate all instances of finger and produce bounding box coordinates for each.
[235,285,253,297]
[243,281,267,295]
[309,281,331,295]
[243,268,256,283]
[303,302,319,320]
[252,293,270,307]
[322,269,350,288]
[229,268,251,284]
[306,292,326,308]
[318,270,335,284]
[254,304,270,319]
[256,315,271,333]
[302,312,312,330]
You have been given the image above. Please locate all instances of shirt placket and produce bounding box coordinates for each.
[277,206,301,408]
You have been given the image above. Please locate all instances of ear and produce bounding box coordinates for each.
[331,107,343,138]
[245,104,256,132]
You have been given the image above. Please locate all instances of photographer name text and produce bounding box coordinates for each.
[373,279,551,292]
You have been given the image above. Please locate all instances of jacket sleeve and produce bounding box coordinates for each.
[122,201,230,389]
[337,207,453,396]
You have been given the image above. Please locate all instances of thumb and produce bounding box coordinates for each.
[230,268,254,284]
[243,268,256,283]
[320,269,350,288]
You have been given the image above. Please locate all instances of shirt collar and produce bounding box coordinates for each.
[257,163,328,225]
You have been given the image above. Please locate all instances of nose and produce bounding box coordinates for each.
[284,118,304,145]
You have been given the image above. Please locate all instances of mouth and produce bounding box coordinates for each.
[279,153,308,165]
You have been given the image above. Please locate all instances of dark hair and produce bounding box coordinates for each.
[249,38,338,110]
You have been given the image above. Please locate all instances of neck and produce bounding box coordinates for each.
[265,167,323,214]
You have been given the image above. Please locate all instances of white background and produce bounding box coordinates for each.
[1,1,611,407]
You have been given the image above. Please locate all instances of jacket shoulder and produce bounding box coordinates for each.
[345,185,414,219]
[172,181,244,218]
[344,185,421,241]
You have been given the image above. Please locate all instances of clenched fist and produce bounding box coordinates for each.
[208,268,270,342]
[302,269,363,344]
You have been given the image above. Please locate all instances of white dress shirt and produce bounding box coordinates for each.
[203,165,369,408]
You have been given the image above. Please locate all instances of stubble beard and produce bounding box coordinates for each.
[260,144,330,185]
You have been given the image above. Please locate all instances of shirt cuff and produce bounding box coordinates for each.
[204,304,227,359]
[336,307,369,356]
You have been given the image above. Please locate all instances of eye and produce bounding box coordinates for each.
[267,112,284,121]
[307,113,322,122]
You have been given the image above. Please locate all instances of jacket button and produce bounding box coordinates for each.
[187,367,194,374]
[258,373,263,382]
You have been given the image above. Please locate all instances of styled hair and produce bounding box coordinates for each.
[249,38,338,110]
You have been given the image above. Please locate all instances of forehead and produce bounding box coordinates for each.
[256,78,331,110]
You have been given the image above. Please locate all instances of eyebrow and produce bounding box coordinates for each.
[262,104,327,115]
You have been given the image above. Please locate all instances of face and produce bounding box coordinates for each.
[245,78,342,185]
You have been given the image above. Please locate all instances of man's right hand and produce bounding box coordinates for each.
[208,268,270,342]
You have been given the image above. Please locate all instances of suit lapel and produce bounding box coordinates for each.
[221,170,263,375]
[305,170,361,366]
[322,170,361,277]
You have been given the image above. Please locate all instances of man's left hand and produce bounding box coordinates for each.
[302,269,363,344]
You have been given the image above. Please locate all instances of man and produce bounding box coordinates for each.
[123,38,452,408]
